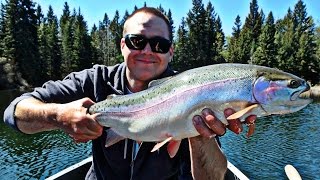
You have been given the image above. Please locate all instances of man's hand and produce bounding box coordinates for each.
[188,108,257,180]
[193,108,257,138]
[56,98,103,143]
[15,97,103,143]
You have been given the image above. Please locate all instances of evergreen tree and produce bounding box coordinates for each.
[90,23,99,65]
[46,6,62,80]
[244,0,263,43]
[292,0,318,83]
[98,13,110,65]
[226,15,242,63]
[232,15,242,38]
[214,16,226,63]
[166,9,174,41]
[72,8,92,71]
[109,10,122,65]
[60,2,74,76]
[275,8,296,71]
[241,0,264,63]
[157,4,165,14]
[186,0,208,68]
[204,1,217,64]
[120,10,129,32]
[237,27,253,64]
[315,26,320,83]
[172,17,189,71]
[3,0,40,85]
[0,3,6,56]
[3,0,18,60]
[252,12,276,67]
[35,5,43,26]
[37,5,49,82]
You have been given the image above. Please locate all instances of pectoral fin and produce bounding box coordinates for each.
[227,104,259,120]
[151,137,173,152]
[167,140,181,158]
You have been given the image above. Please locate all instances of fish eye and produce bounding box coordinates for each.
[288,79,301,88]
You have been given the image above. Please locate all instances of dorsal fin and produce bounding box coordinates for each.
[148,76,173,88]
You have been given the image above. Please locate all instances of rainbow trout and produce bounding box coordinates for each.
[89,63,311,155]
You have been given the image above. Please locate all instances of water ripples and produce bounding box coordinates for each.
[0,128,92,180]
[0,89,319,179]
[221,103,320,180]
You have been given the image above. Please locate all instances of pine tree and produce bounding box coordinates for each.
[109,10,122,65]
[232,15,242,38]
[46,6,62,80]
[252,12,276,67]
[35,5,43,26]
[3,0,17,60]
[90,24,100,65]
[2,0,40,85]
[0,3,6,56]
[72,8,92,71]
[242,0,264,63]
[60,2,74,76]
[204,1,217,65]
[214,16,226,63]
[172,17,189,71]
[166,9,174,41]
[98,13,110,65]
[37,5,49,82]
[186,0,208,68]
[275,8,296,71]
[226,15,242,63]
[315,26,320,83]
[292,0,318,83]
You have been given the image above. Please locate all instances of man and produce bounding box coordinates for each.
[4,7,255,179]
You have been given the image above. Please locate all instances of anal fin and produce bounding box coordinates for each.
[151,137,173,152]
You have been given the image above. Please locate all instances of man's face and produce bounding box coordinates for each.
[121,12,173,87]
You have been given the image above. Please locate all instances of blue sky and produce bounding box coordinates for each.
[33,0,319,36]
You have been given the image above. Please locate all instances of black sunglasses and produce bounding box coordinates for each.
[124,34,172,54]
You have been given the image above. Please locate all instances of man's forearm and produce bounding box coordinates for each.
[188,136,227,180]
[14,98,59,134]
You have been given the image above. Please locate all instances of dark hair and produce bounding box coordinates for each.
[123,7,173,41]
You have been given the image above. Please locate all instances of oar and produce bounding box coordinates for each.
[284,164,302,180]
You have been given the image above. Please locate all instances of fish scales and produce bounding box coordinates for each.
[89,63,312,142]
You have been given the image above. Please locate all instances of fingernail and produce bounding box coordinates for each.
[193,116,201,125]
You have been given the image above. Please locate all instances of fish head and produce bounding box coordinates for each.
[252,69,312,115]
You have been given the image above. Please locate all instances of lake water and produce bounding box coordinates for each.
[0,90,319,179]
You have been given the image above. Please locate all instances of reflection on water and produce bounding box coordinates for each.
[221,103,320,180]
[0,90,92,180]
[0,90,319,179]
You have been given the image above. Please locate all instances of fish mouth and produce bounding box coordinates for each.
[294,83,311,101]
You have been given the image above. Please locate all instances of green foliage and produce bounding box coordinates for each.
[0,0,319,89]
[252,12,276,67]
[2,0,40,85]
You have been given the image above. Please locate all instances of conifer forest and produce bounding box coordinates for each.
[0,0,319,90]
